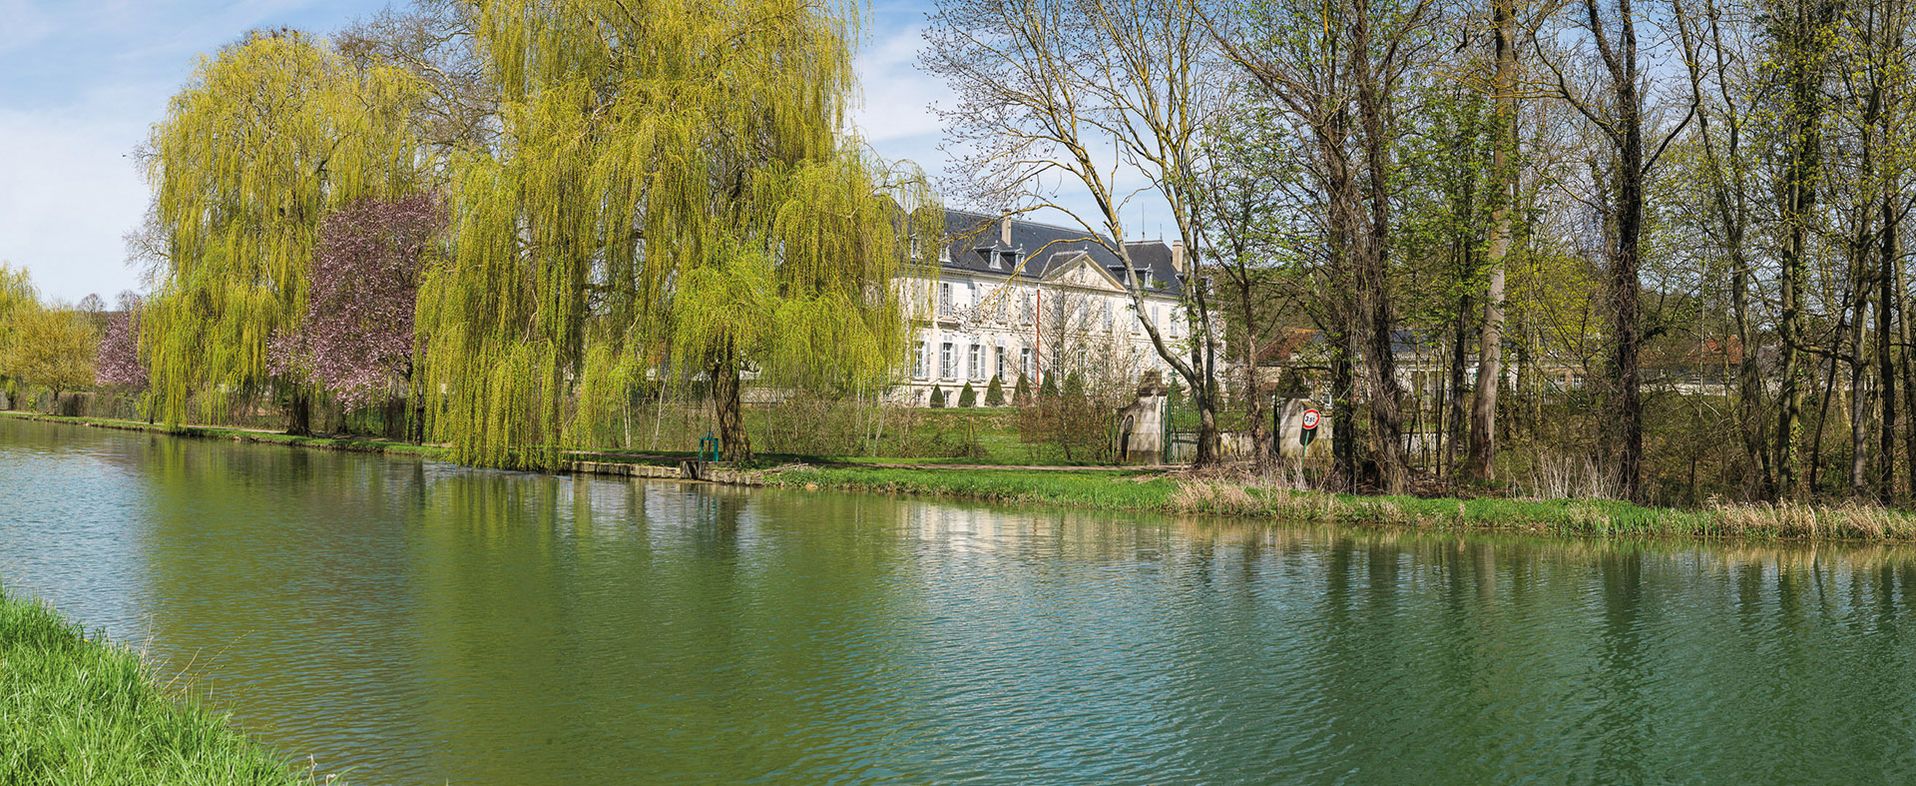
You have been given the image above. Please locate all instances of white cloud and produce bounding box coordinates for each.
[850,24,948,144]
[0,0,382,303]
[851,22,955,184]
[0,96,154,302]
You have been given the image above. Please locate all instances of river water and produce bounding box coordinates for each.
[4,418,1916,783]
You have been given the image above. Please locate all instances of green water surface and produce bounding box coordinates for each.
[3,417,1916,784]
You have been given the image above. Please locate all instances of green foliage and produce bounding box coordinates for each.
[6,307,97,401]
[1039,373,1060,399]
[0,264,32,351]
[1012,374,1031,405]
[143,30,427,426]
[0,590,325,785]
[928,385,946,408]
[985,375,1006,406]
[1062,371,1086,400]
[412,0,941,468]
[958,382,978,407]
[0,264,39,397]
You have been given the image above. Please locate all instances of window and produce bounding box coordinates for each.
[940,342,955,379]
[999,250,1019,271]
[1102,301,1114,332]
[938,282,953,316]
[968,344,983,380]
[1021,348,1033,378]
[913,341,928,379]
[1020,292,1035,324]
[994,345,1007,380]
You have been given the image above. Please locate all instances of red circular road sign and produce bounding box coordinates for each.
[1300,409,1320,430]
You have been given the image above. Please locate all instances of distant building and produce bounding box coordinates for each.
[895,210,1193,406]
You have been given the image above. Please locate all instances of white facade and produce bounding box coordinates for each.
[894,244,1189,406]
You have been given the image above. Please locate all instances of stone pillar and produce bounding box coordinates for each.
[1116,373,1167,464]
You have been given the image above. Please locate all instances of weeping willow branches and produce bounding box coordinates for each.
[143,29,428,429]
[413,0,940,468]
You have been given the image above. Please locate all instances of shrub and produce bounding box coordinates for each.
[928,385,945,408]
[1013,374,1031,406]
[985,375,1006,406]
[958,382,978,408]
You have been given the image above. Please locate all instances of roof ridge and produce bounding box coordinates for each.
[943,207,1114,239]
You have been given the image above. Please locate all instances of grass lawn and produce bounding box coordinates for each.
[0,592,325,785]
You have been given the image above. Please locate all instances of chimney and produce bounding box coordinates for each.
[1000,215,1013,246]
[1170,240,1186,274]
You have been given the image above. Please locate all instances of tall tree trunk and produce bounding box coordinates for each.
[1188,268,1226,467]
[286,388,312,436]
[1239,279,1270,466]
[1575,0,1652,501]
[1809,342,1841,493]
[1447,294,1472,478]
[1850,235,1873,496]
[711,342,751,463]
[1771,0,1830,499]
[1679,0,1768,496]
[1331,329,1358,491]
[1469,0,1515,483]
[1353,10,1409,493]
[1899,261,1916,496]
[1882,196,1901,502]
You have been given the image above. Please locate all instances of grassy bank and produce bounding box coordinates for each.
[18,407,1916,543]
[761,465,1916,542]
[0,592,326,785]
[0,410,444,460]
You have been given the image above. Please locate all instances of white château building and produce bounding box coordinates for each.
[895,210,1193,405]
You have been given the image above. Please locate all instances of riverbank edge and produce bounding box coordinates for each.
[0,411,767,483]
[0,410,443,458]
[13,409,1916,544]
[0,591,329,785]
[757,465,1916,543]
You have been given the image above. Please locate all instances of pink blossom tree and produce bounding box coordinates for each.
[273,193,443,438]
[95,292,147,389]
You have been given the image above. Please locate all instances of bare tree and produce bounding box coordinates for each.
[1535,0,1696,501]
[1210,0,1438,492]
[1673,0,1771,495]
[337,0,495,156]
[1199,93,1298,465]
[923,0,1230,466]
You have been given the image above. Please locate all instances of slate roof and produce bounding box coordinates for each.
[939,209,1185,296]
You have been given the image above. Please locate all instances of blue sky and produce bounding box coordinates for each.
[0,0,952,302]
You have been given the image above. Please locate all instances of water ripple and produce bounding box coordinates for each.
[6,419,1916,783]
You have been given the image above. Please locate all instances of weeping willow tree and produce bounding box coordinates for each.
[142,29,427,432]
[414,0,939,469]
[0,264,39,406]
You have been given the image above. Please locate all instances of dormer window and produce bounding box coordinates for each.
[998,250,1019,270]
